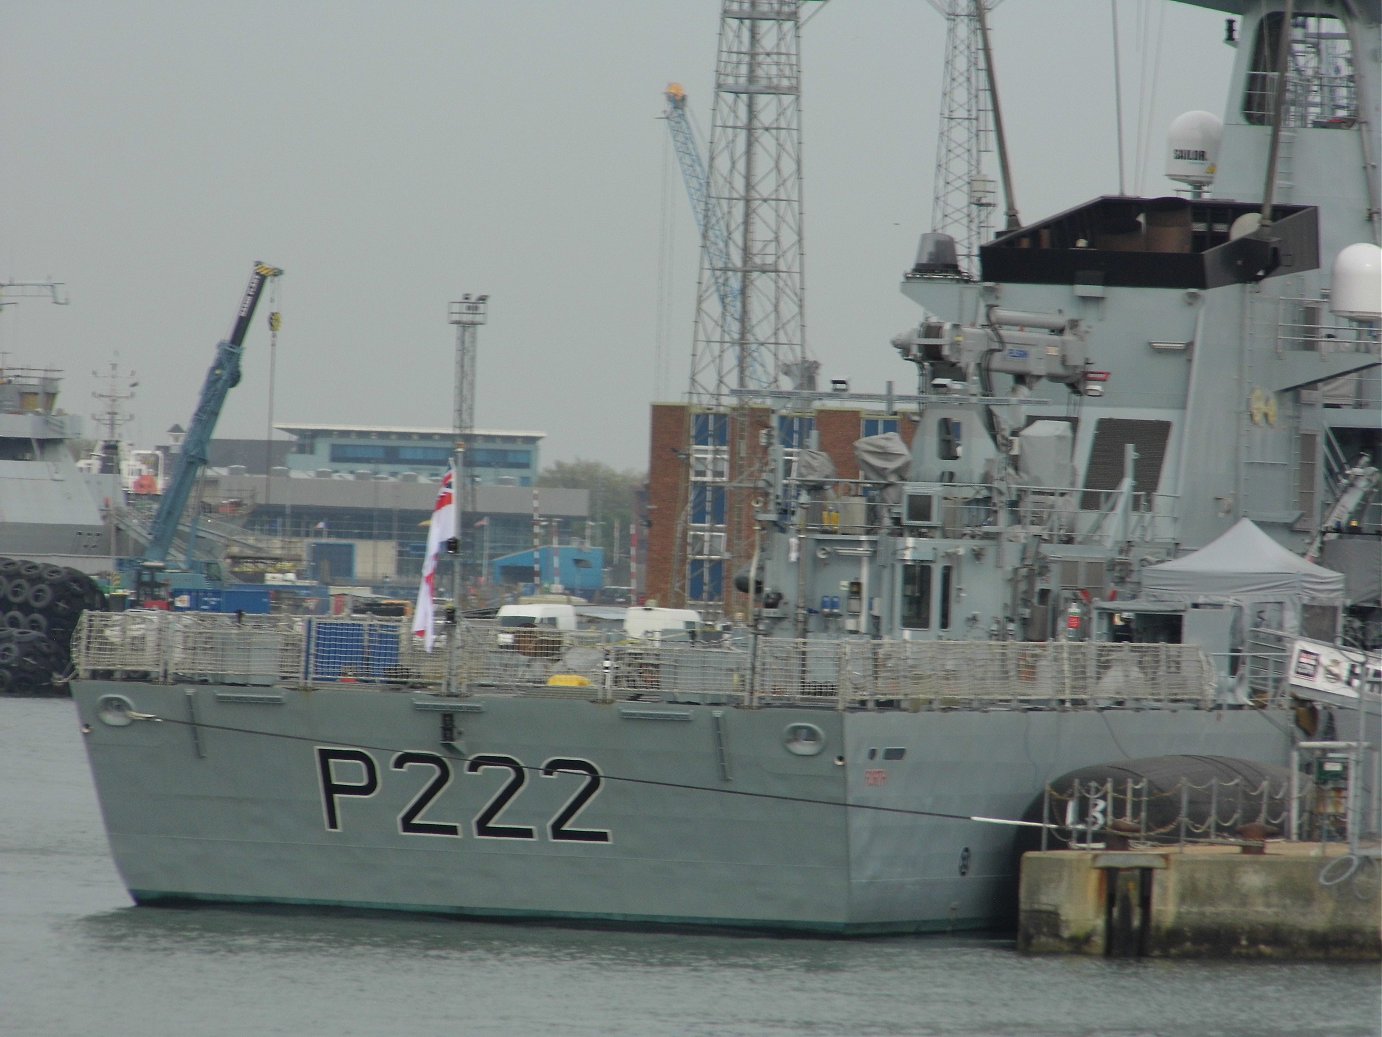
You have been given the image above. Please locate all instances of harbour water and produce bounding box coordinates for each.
[3,697,1377,1037]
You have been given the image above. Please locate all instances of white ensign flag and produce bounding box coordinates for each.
[413,467,455,652]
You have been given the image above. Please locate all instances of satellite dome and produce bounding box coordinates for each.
[1331,243,1382,321]
[1166,110,1222,187]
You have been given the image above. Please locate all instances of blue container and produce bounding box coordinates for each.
[307,619,402,681]
[171,586,272,614]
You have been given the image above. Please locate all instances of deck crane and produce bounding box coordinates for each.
[134,262,282,604]
[663,84,768,388]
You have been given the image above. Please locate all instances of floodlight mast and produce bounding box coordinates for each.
[448,293,489,557]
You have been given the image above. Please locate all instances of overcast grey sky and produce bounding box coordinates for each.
[0,0,1231,472]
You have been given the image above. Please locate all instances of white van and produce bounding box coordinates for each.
[623,606,701,643]
[495,602,578,647]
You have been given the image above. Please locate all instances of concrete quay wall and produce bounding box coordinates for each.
[1019,845,1381,959]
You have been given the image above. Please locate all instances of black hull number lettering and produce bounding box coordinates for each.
[317,747,379,831]
[393,751,460,837]
[467,754,537,840]
[541,758,611,843]
[316,747,611,844]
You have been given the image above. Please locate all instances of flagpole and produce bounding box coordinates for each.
[446,451,462,696]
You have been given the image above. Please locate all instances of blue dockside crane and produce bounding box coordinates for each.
[662,84,747,367]
[131,262,282,606]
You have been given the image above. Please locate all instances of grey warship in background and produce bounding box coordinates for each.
[0,367,115,569]
[70,0,1379,934]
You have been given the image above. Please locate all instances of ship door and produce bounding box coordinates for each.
[900,560,954,634]
[1182,606,1239,696]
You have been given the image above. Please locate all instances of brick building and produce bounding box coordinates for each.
[645,401,919,613]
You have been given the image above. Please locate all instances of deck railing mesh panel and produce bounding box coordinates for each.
[73,611,1224,710]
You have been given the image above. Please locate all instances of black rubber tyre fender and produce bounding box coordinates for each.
[15,630,54,659]
[27,582,54,610]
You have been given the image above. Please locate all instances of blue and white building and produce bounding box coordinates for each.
[277,424,543,486]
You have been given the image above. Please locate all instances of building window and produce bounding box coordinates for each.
[688,530,726,558]
[398,445,453,465]
[692,412,729,447]
[777,414,815,450]
[691,446,729,482]
[688,558,724,603]
[862,417,899,438]
[468,447,532,469]
[690,484,726,525]
[330,443,453,467]
[331,444,387,464]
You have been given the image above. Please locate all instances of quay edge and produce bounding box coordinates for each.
[1018,845,1382,959]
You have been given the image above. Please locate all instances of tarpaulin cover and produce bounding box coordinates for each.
[854,433,911,483]
[791,448,837,485]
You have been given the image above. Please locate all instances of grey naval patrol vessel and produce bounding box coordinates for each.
[71,0,1379,934]
[0,367,114,569]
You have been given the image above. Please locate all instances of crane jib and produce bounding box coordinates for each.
[135,261,281,579]
[229,264,282,344]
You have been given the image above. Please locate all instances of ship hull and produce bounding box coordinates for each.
[70,679,1293,934]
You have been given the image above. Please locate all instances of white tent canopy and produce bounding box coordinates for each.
[1140,518,1344,634]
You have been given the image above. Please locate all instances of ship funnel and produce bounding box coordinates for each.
[1331,243,1382,321]
[1166,110,1222,188]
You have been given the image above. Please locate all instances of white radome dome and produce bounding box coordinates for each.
[1166,110,1223,188]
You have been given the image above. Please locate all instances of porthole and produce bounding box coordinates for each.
[96,694,137,727]
[783,722,826,756]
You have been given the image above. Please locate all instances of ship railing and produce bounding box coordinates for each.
[73,611,1220,711]
[1239,627,1294,704]
[1274,292,1382,356]
[808,638,1216,711]
[71,610,306,685]
[72,610,170,680]
[1066,488,1180,546]
[794,481,1178,544]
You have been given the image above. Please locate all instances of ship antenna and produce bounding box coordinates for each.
[1338,0,1382,237]
[1109,0,1127,195]
[975,0,1021,231]
[1257,0,1296,230]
